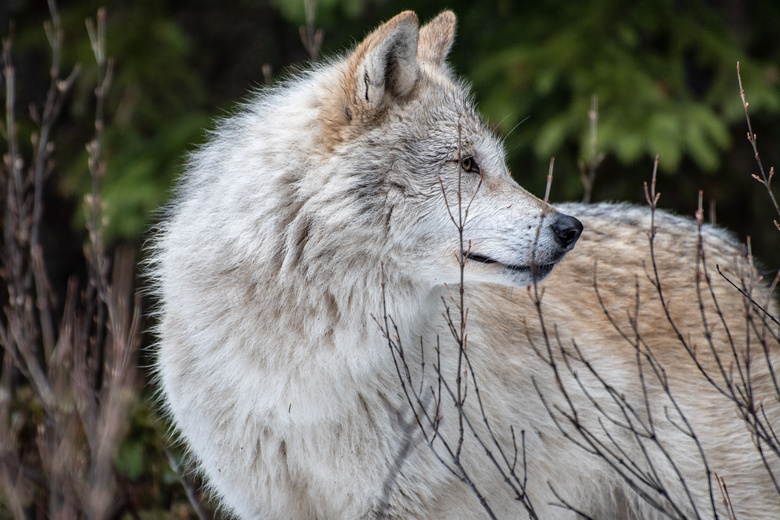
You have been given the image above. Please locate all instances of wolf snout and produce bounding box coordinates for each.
[551,214,583,250]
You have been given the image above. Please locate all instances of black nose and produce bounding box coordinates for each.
[551,214,583,249]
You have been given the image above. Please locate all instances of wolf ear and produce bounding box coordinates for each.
[418,11,456,65]
[346,11,419,114]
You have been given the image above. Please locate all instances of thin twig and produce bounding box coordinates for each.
[737,62,779,228]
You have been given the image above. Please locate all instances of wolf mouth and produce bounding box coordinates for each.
[465,251,556,278]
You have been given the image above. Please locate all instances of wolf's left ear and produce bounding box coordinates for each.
[348,12,419,110]
[418,11,456,65]
[320,12,419,148]
[344,11,419,117]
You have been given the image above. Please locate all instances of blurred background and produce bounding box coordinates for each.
[3,0,779,261]
[1,0,778,517]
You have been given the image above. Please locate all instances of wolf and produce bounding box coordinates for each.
[153,10,780,519]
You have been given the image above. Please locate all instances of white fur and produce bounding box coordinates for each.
[153,11,779,519]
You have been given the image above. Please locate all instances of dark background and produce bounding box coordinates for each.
[1,0,778,516]
[3,0,779,265]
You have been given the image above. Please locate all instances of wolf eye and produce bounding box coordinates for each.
[460,156,480,174]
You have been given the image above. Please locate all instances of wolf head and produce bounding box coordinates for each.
[309,11,582,287]
[165,12,582,315]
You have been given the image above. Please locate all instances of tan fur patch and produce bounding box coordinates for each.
[317,12,421,153]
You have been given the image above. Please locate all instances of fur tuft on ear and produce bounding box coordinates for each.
[317,12,421,151]
[418,11,456,65]
[345,11,420,115]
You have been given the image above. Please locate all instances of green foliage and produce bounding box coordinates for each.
[271,0,370,25]
[14,0,210,244]
[8,0,779,248]
[64,1,209,243]
[466,0,779,175]
[115,400,172,482]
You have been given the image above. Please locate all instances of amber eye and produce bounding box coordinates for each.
[461,156,480,174]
